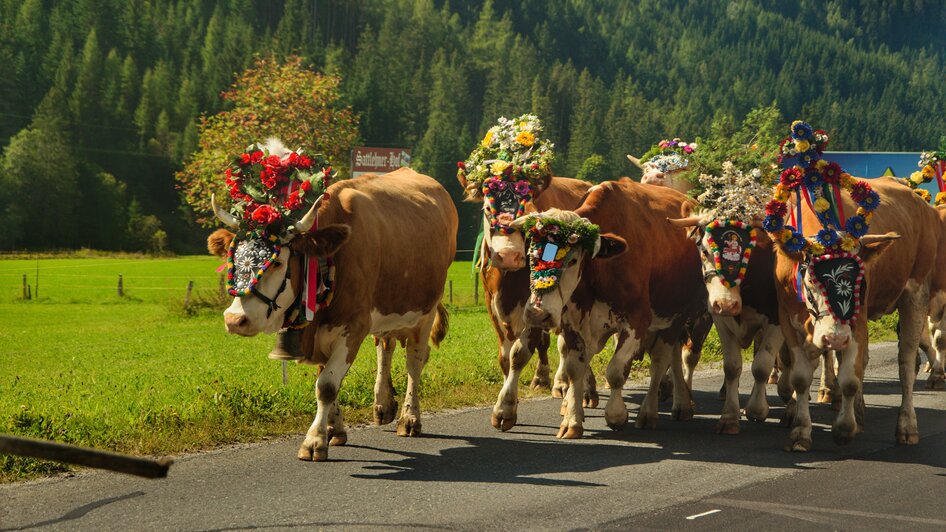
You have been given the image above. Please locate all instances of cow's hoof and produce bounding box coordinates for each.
[816,388,833,404]
[784,437,812,452]
[767,371,779,385]
[583,391,599,409]
[831,429,854,446]
[605,409,629,431]
[551,384,566,399]
[896,431,920,445]
[716,419,740,435]
[373,401,398,425]
[530,376,551,390]
[297,444,328,462]
[556,424,583,439]
[671,406,694,421]
[329,431,348,446]
[490,411,516,432]
[634,412,658,430]
[396,416,422,437]
[925,375,945,390]
[658,379,673,403]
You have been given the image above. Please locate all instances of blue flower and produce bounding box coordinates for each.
[845,215,868,237]
[792,121,814,140]
[816,228,839,247]
[785,231,807,253]
[860,190,880,212]
[762,214,783,233]
[804,170,823,188]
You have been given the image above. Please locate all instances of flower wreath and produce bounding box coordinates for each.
[520,214,600,295]
[224,142,333,240]
[481,174,533,234]
[221,141,332,297]
[763,121,879,257]
[898,150,946,206]
[457,113,554,199]
[640,138,697,174]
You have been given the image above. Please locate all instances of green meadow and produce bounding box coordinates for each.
[0,255,897,482]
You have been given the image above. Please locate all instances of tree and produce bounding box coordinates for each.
[176,55,360,225]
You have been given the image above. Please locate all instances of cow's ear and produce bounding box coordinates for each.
[297,224,351,257]
[595,233,627,259]
[532,173,553,197]
[208,229,235,258]
[456,170,469,192]
[859,233,900,267]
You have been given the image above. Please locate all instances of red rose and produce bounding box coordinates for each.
[240,153,251,165]
[265,155,282,167]
[251,205,279,224]
[283,191,303,210]
[298,156,312,168]
[251,150,264,163]
[457,161,466,169]
[300,180,312,191]
[225,168,232,178]
[263,178,277,189]
[288,152,300,166]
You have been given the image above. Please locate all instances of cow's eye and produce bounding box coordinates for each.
[272,261,283,268]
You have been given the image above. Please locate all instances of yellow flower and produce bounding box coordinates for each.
[840,173,855,188]
[515,130,536,147]
[774,185,790,202]
[813,197,830,213]
[809,242,825,255]
[917,189,932,202]
[840,235,857,252]
[910,171,925,185]
[490,161,510,175]
[776,229,792,243]
[481,130,495,147]
[795,139,811,152]
[815,159,828,170]
[555,246,569,260]
[922,164,936,179]
[936,192,946,206]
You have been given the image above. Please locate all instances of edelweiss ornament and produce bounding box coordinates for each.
[807,253,864,325]
[696,161,770,223]
[227,236,280,297]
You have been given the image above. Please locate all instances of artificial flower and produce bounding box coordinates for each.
[490,161,510,175]
[515,131,536,147]
[813,197,830,213]
[482,130,495,147]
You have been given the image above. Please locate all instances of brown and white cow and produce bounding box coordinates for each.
[208,167,458,461]
[514,179,706,438]
[668,215,786,433]
[457,172,595,430]
[775,177,946,451]
[627,153,695,194]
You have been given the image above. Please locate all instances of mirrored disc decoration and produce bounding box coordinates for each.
[227,238,281,297]
[705,220,756,287]
[809,253,864,324]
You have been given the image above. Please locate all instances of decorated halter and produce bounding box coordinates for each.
[641,138,697,173]
[703,220,756,288]
[520,214,600,295]
[219,141,332,320]
[458,114,554,233]
[803,253,864,325]
[763,121,878,323]
[896,150,946,206]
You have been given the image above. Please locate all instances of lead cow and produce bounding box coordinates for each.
[209,163,457,461]
[513,179,705,438]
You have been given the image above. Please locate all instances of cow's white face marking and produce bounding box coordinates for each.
[641,165,692,193]
[223,246,296,336]
[484,224,527,270]
[524,248,587,329]
[804,270,852,350]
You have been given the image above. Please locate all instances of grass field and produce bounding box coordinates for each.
[0,255,897,482]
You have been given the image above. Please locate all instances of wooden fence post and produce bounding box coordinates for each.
[449,280,453,305]
[184,281,194,306]
[22,274,28,300]
[117,275,124,297]
[474,275,478,306]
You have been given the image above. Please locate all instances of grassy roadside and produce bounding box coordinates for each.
[0,256,898,482]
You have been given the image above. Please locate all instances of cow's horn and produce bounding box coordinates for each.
[626,154,645,170]
[859,232,901,245]
[295,193,326,234]
[666,215,703,227]
[211,194,239,229]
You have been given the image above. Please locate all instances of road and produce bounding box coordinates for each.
[2,342,945,531]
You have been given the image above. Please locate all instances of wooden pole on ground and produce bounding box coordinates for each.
[282,361,288,385]
[449,280,453,305]
[0,434,172,479]
[22,274,28,300]
[474,275,478,306]
[117,274,124,297]
[184,280,194,306]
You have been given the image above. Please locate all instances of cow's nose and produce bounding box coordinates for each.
[493,249,525,270]
[711,299,741,316]
[821,333,850,350]
[224,312,249,334]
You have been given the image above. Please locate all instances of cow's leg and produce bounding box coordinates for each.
[604,331,642,430]
[531,329,552,390]
[492,334,532,431]
[832,337,863,445]
[746,325,783,423]
[636,337,674,429]
[670,341,694,420]
[328,401,347,446]
[398,314,436,437]
[895,287,928,445]
[552,349,568,398]
[715,322,743,434]
[683,312,713,391]
[784,347,815,452]
[557,344,587,439]
[373,337,398,425]
[776,345,793,403]
[299,338,354,461]
[817,351,838,406]
[927,317,946,390]
[584,363,599,408]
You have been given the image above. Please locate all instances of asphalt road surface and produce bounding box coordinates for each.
[2,342,945,531]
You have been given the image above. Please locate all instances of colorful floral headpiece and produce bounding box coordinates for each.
[899,150,946,206]
[457,114,554,199]
[223,141,333,240]
[763,122,878,257]
[696,161,770,223]
[641,138,697,173]
[520,212,600,295]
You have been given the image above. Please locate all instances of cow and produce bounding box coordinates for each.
[627,151,695,194]
[457,171,594,430]
[773,177,946,451]
[208,164,457,461]
[512,179,706,438]
[668,215,786,433]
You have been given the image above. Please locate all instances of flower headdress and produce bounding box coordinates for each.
[898,150,946,206]
[518,210,599,295]
[457,114,554,199]
[641,138,697,174]
[763,121,878,257]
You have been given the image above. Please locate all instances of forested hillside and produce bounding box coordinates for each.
[2,0,945,252]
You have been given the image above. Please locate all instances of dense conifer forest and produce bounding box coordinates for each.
[2,0,945,251]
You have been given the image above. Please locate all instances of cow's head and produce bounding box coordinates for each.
[785,233,898,350]
[628,150,694,194]
[668,215,770,317]
[208,194,350,336]
[511,209,626,329]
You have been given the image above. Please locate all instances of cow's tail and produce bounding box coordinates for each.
[430,302,449,348]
